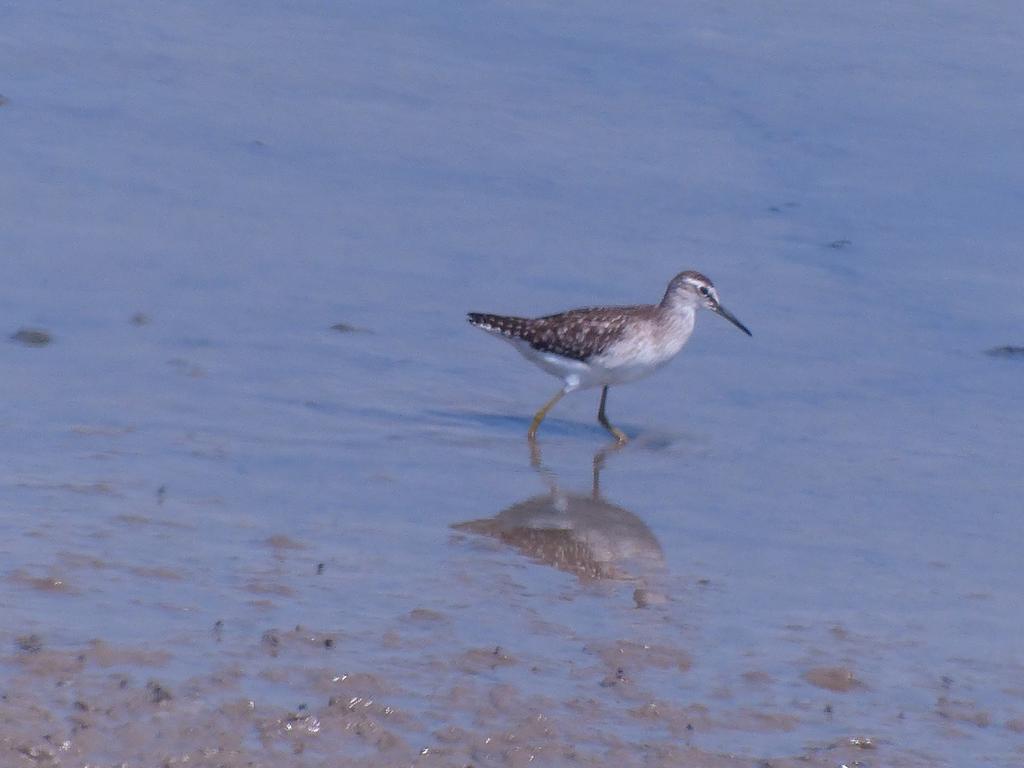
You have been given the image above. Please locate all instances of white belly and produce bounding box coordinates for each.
[510,340,598,388]
[508,311,695,391]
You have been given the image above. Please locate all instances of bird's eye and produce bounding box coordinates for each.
[699,286,710,296]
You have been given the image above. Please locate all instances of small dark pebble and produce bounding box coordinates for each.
[11,328,52,347]
[146,680,172,704]
[261,630,280,656]
[15,634,43,653]
[600,666,627,687]
[986,345,1024,359]
[324,638,334,649]
[686,723,694,731]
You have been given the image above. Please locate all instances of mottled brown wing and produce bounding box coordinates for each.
[469,306,650,361]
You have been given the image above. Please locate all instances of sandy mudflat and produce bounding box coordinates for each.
[1,630,956,768]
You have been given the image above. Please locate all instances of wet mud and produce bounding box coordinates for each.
[1,625,994,768]
[2,444,1017,768]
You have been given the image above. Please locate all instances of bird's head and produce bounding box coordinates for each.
[662,271,752,336]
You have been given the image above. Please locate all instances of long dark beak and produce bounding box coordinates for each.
[712,303,752,336]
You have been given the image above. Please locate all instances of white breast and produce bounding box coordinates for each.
[587,310,695,386]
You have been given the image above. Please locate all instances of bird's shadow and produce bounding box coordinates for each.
[429,408,689,451]
[431,408,609,439]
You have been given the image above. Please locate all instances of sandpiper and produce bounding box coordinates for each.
[467,271,751,442]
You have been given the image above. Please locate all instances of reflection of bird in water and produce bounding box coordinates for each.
[453,443,665,604]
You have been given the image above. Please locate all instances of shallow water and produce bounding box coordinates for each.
[2,2,1023,766]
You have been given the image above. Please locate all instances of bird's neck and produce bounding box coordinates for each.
[654,302,696,338]
[659,289,699,314]
[656,297,698,323]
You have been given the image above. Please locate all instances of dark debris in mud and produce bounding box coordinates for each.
[146,680,173,704]
[986,345,1024,359]
[330,322,371,334]
[10,328,52,347]
[14,634,43,654]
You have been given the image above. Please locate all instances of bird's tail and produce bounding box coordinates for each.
[466,312,531,339]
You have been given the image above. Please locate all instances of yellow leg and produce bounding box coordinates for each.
[528,389,566,439]
[597,386,628,443]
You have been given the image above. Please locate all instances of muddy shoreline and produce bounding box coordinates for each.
[3,620,1012,767]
